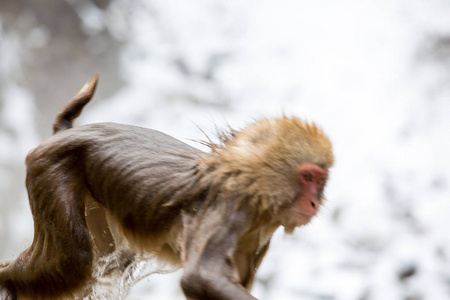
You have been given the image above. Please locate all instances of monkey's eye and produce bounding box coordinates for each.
[303,174,313,182]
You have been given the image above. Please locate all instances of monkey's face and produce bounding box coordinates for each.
[281,162,328,230]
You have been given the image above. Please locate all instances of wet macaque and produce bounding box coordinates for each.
[0,75,334,300]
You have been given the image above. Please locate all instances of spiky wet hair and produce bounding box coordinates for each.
[196,117,333,228]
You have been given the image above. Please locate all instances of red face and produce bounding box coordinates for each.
[290,163,328,226]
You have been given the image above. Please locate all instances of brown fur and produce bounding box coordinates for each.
[0,76,333,300]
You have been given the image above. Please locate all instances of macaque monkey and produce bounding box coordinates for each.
[0,75,334,300]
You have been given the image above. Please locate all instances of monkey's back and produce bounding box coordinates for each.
[27,122,203,237]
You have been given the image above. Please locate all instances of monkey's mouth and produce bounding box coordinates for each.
[288,210,315,226]
[293,211,314,218]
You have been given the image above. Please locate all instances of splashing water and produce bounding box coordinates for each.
[77,250,179,300]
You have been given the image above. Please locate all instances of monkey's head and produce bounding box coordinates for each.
[200,117,334,233]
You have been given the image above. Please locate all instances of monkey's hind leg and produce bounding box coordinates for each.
[0,162,94,300]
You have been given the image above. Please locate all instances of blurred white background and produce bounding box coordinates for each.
[1,0,449,299]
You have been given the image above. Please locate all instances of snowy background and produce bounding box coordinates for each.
[1,0,450,299]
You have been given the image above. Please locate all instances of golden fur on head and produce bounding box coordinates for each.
[198,116,334,221]
[204,116,333,169]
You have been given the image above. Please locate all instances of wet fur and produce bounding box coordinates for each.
[0,76,333,299]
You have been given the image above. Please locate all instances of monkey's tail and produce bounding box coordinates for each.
[53,74,98,134]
